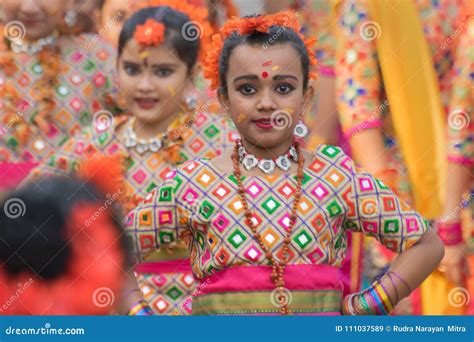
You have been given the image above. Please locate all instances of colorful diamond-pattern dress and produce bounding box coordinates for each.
[0,34,116,162]
[125,144,429,315]
[27,111,238,315]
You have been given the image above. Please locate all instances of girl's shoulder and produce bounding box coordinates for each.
[305,144,355,175]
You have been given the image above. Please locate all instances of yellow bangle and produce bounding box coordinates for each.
[374,282,394,313]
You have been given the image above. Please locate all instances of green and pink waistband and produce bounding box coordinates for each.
[192,264,343,315]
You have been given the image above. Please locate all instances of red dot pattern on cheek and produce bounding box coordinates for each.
[261,71,269,78]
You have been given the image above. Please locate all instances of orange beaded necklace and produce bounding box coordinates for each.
[231,139,305,315]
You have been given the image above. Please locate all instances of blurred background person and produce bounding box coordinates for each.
[0,0,116,187]
[334,0,469,315]
[0,156,130,315]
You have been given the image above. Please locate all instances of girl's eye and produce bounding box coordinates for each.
[154,68,173,77]
[275,84,294,94]
[238,85,257,95]
[124,64,141,76]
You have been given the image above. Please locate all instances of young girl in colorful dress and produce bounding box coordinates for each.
[125,11,444,315]
[27,4,236,315]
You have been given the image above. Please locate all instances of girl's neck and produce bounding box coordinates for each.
[241,137,294,160]
[133,111,181,139]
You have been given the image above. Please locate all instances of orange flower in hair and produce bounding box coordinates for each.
[134,0,214,65]
[134,19,166,46]
[203,11,318,90]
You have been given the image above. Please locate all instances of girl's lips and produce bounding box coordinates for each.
[22,19,42,26]
[135,98,159,110]
[253,118,274,129]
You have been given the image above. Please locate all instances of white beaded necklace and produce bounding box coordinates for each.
[10,32,58,55]
[237,139,298,174]
[124,118,167,154]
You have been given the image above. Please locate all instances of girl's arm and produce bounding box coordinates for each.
[340,150,444,314]
[335,0,390,175]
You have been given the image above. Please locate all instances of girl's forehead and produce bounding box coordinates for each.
[228,44,303,78]
[120,39,184,65]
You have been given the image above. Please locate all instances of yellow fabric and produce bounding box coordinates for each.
[420,271,465,315]
[366,0,446,219]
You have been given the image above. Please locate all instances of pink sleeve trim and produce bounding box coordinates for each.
[448,155,474,166]
[317,64,336,77]
[343,119,384,139]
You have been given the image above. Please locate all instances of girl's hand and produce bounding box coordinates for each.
[438,243,469,287]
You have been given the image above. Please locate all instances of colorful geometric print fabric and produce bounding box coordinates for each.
[125,144,430,283]
[336,0,465,135]
[29,112,238,213]
[447,19,474,165]
[28,111,238,315]
[0,34,116,163]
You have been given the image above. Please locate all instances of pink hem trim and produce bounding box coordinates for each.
[135,259,192,274]
[343,120,384,139]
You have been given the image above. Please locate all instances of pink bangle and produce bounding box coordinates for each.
[437,222,464,246]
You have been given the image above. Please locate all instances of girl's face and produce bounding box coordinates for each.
[117,38,193,125]
[95,0,131,47]
[219,43,313,149]
[3,0,63,40]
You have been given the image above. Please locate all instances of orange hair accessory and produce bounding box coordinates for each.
[203,11,318,90]
[134,19,166,46]
[77,153,126,199]
[134,0,214,65]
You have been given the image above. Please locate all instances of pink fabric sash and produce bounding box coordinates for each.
[135,259,192,274]
[198,264,342,295]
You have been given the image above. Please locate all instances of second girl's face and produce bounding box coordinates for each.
[220,43,313,149]
[117,38,192,125]
[3,0,63,40]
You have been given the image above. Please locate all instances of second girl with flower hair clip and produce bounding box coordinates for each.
[26,3,237,315]
[126,11,444,315]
